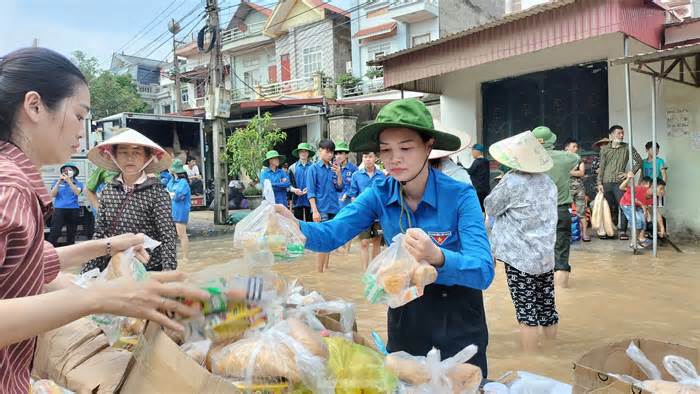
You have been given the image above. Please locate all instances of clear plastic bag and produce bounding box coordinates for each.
[209,319,334,393]
[363,233,437,309]
[626,341,662,380]
[30,379,74,394]
[664,356,700,387]
[325,336,399,394]
[385,345,482,394]
[181,339,213,366]
[234,180,306,261]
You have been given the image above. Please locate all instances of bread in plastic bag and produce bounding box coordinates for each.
[181,339,212,366]
[234,180,306,261]
[209,319,334,393]
[363,233,437,308]
[325,336,398,394]
[385,345,481,394]
[30,379,74,394]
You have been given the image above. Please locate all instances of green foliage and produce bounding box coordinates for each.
[71,51,150,119]
[222,113,287,187]
[336,73,361,89]
[365,67,384,79]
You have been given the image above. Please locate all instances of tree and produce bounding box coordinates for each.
[71,51,149,118]
[222,113,287,190]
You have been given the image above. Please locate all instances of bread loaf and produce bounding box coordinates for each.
[385,354,431,385]
[445,363,482,394]
[286,318,328,359]
[210,337,301,383]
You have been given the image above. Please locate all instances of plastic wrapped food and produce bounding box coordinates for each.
[233,180,306,261]
[30,379,74,394]
[363,233,437,308]
[181,339,212,366]
[183,301,266,344]
[325,336,398,394]
[385,345,481,394]
[210,320,333,393]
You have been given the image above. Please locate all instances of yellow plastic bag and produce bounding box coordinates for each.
[325,337,398,394]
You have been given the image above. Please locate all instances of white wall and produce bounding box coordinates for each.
[407,18,438,46]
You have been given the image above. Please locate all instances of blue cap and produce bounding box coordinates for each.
[472,143,486,153]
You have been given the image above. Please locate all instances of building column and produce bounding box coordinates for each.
[327,111,359,164]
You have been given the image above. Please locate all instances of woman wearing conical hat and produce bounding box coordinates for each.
[81,128,178,274]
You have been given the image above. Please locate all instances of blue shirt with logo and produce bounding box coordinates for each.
[291,161,313,208]
[167,177,191,223]
[348,167,386,199]
[338,161,358,202]
[300,167,494,289]
[260,167,290,205]
[306,160,343,214]
[52,178,83,209]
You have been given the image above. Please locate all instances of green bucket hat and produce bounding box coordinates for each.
[292,142,316,158]
[263,150,286,166]
[334,141,350,152]
[60,162,79,177]
[532,126,557,147]
[349,99,461,153]
[171,158,187,174]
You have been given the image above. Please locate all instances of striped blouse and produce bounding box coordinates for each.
[0,142,61,394]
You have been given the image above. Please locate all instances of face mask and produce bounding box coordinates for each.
[66,169,74,178]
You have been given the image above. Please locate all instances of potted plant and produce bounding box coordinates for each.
[221,113,286,210]
[365,67,383,79]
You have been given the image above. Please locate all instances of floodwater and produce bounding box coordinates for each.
[178,236,700,383]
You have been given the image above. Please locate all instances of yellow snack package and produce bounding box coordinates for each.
[325,337,398,394]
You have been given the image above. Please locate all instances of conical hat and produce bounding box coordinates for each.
[489,131,553,173]
[428,120,472,159]
[87,128,172,174]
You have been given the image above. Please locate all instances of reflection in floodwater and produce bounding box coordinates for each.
[180,236,700,382]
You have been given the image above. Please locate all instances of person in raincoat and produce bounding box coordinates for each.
[168,159,191,257]
[259,150,290,206]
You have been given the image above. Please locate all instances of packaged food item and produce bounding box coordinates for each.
[385,345,481,394]
[233,180,306,261]
[30,379,74,394]
[181,339,212,366]
[184,301,266,344]
[325,336,398,394]
[363,233,438,308]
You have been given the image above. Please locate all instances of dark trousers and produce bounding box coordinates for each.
[477,191,489,212]
[603,182,628,233]
[554,205,572,272]
[293,206,312,222]
[387,284,489,377]
[48,208,80,246]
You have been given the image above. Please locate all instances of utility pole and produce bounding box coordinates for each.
[205,0,229,224]
[168,19,182,113]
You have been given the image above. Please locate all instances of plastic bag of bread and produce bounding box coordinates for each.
[210,319,334,393]
[234,180,306,261]
[181,339,212,366]
[363,233,437,308]
[30,379,74,394]
[325,336,398,394]
[385,345,482,394]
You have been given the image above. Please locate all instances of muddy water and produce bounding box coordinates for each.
[179,237,700,383]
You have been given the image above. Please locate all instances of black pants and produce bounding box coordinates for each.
[293,206,312,222]
[477,191,489,212]
[48,208,80,246]
[603,182,628,233]
[387,284,489,377]
[554,205,572,272]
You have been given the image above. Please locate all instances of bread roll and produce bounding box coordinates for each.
[385,354,431,385]
[104,253,126,280]
[286,318,328,359]
[411,264,437,287]
[210,337,301,383]
[446,363,482,394]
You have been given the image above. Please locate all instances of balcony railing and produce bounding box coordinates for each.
[339,77,386,98]
[390,0,437,6]
[221,20,266,45]
[258,76,315,98]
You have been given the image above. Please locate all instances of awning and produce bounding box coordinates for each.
[354,22,398,42]
[609,42,700,88]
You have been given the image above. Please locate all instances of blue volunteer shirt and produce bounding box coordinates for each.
[167,177,191,223]
[260,167,291,205]
[348,167,386,198]
[52,178,83,209]
[338,161,358,200]
[300,167,494,289]
[291,160,313,208]
[306,160,343,214]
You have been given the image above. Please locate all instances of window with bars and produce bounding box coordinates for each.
[180,88,189,104]
[302,46,322,78]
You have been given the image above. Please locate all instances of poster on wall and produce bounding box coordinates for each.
[666,108,690,137]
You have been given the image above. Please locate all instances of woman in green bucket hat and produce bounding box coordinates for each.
[289,142,315,221]
[260,150,290,206]
[48,162,84,246]
[167,159,192,257]
[274,98,493,376]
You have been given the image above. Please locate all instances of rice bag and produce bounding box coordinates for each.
[363,233,437,308]
[234,180,306,261]
[384,345,482,394]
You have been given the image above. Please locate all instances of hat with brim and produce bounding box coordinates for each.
[87,128,171,174]
[350,99,461,153]
[532,126,557,146]
[489,131,553,173]
[592,137,611,150]
[334,141,350,152]
[263,150,286,166]
[292,142,316,158]
[427,121,472,159]
[60,163,80,177]
[171,159,187,174]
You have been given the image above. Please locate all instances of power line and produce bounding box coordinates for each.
[116,0,187,55]
[132,2,205,59]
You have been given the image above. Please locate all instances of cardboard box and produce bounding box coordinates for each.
[573,338,699,393]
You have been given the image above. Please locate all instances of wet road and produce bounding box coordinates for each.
[178,236,700,383]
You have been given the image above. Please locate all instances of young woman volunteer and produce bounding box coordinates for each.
[276,99,494,375]
[168,159,192,257]
[0,47,209,394]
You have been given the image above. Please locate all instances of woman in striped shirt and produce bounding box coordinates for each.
[0,48,210,394]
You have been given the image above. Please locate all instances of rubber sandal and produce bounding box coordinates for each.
[619,233,630,241]
[582,236,591,242]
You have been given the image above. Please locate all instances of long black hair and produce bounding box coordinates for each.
[0,47,87,141]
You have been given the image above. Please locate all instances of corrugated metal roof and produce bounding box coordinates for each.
[609,42,700,65]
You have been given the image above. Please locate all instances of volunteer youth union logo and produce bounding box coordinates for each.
[428,231,452,245]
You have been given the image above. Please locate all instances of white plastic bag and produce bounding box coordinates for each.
[363,233,437,308]
[626,341,662,380]
[234,180,306,261]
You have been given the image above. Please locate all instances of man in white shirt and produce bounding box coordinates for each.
[186,158,201,180]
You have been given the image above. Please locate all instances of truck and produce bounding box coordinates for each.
[94,112,208,208]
